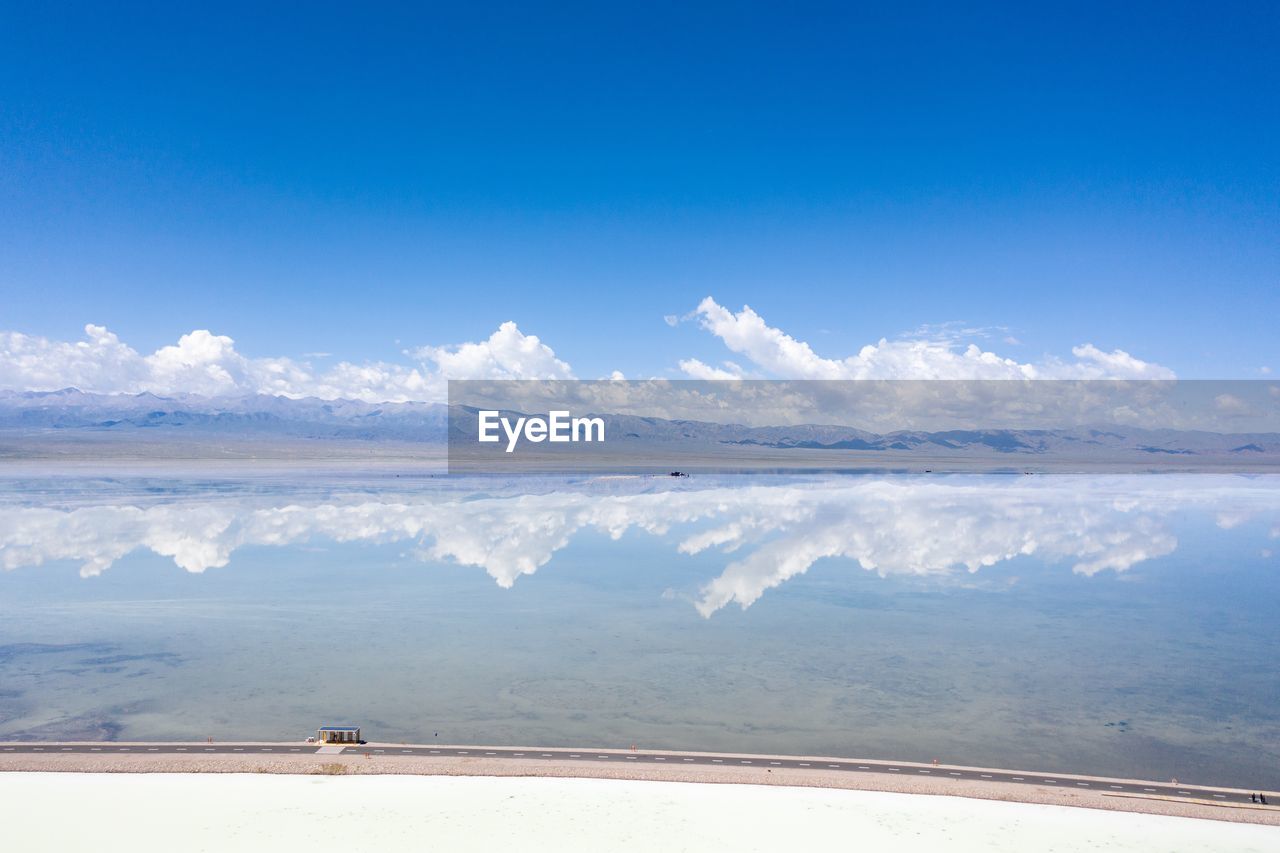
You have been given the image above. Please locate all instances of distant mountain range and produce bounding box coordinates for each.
[0,389,448,441]
[593,413,1280,456]
[2,390,1278,464]
[447,407,1280,462]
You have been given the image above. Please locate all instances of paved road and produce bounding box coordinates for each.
[1,743,1269,805]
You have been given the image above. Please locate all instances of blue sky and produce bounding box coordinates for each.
[2,1,1277,393]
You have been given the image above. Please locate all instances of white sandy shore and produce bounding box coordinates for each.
[2,773,1277,853]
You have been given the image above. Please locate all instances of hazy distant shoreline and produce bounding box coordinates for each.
[4,434,1280,475]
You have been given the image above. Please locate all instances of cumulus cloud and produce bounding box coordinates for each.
[0,322,573,403]
[1214,393,1252,416]
[0,298,1183,403]
[407,321,573,383]
[683,297,1176,380]
[676,358,746,380]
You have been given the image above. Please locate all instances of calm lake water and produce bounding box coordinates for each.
[2,472,1278,788]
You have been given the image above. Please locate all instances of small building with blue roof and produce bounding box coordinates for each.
[317,725,361,744]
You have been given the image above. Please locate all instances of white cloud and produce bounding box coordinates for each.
[0,321,572,403]
[408,321,573,383]
[676,358,745,380]
[1214,393,1251,416]
[684,297,1175,380]
[0,300,1181,402]
[1056,344,1176,380]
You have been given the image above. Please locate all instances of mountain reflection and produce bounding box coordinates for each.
[2,476,1277,616]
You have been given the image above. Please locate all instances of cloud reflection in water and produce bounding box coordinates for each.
[2,476,1276,617]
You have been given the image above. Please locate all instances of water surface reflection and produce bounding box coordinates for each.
[1,474,1277,788]
[3,475,1277,616]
